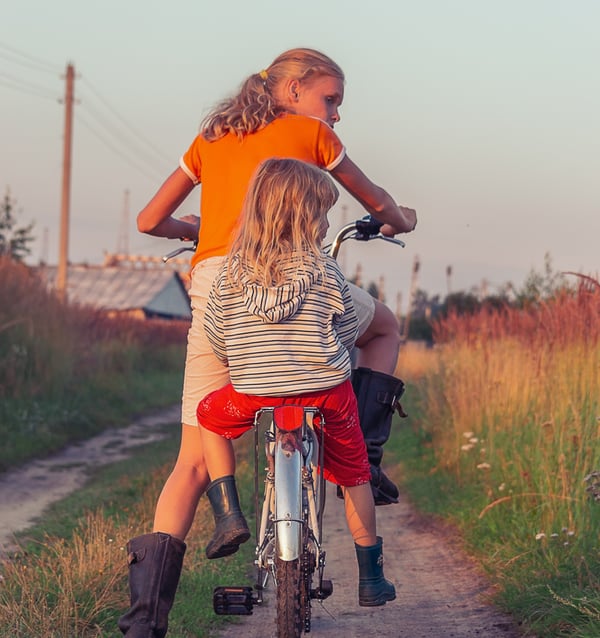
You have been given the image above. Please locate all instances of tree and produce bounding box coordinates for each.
[514,253,569,305]
[0,189,35,261]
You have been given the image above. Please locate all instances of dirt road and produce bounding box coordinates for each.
[0,405,179,556]
[0,407,529,636]
[215,488,527,638]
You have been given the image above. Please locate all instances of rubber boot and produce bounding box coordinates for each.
[355,536,396,607]
[205,475,251,559]
[118,532,186,637]
[351,367,406,505]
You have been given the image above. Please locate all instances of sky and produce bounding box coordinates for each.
[2,1,599,311]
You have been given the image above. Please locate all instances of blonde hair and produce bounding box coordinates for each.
[202,48,345,141]
[227,158,339,288]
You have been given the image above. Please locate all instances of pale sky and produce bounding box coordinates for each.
[2,1,598,308]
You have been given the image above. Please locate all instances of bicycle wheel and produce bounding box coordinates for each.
[275,556,302,637]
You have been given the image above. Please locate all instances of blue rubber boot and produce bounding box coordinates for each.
[355,536,396,606]
[205,475,250,559]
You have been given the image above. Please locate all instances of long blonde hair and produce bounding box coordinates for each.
[227,158,339,288]
[202,48,345,141]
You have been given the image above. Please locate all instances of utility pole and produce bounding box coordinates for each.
[446,265,453,296]
[56,62,75,302]
[117,189,130,255]
[402,254,420,342]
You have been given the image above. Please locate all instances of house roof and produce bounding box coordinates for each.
[41,265,192,320]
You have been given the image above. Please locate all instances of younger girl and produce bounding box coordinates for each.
[197,157,395,607]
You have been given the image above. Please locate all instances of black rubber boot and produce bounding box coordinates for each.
[351,367,406,505]
[118,532,186,637]
[355,536,396,607]
[205,475,251,559]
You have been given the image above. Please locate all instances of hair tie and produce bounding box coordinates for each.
[259,69,269,81]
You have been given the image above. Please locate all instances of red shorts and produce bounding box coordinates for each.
[197,379,370,487]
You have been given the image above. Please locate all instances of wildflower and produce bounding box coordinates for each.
[551,533,559,539]
[476,462,491,470]
[463,432,474,439]
[461,444,474,451]
[535,532,546,540]
[498,483,506,491]
[468,437,479,444]
[583,470,600,502]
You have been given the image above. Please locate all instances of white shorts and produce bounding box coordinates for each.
[181,257,229,426]
[181,260,376,426]
[347,282,375,337]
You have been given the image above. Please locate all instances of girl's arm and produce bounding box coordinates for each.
[137,167,199,240]
[330,155,417,237]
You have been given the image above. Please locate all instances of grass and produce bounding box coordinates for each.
[0,430,257,638]
[0,255,189,471]
[393,286,600,638]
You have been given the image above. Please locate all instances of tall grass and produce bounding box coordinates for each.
[406,282,600,636]
[0,435,255,637]
[0,257,188,470]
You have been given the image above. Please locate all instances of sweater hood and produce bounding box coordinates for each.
[231,254,322,324]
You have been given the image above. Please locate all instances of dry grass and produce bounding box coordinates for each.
[420,281,600,540]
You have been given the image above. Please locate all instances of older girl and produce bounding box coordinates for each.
[119,48,414,636]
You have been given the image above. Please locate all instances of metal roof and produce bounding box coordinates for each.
[41,265,192,320]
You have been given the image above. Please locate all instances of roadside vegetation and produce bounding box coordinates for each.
[394,277,600,637]
[0,256,187,471]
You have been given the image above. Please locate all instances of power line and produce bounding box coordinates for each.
[1,41,173,183]
[77,87,172,177]
[75,112,167,183]
[0,41,61,75]
[0,71,58,101]
[79,76,173,169]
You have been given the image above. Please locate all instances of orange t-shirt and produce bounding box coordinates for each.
[179,114,346,268]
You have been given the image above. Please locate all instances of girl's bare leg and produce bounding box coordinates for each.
[341,483,377,547]
[152,423,210,541]
[354,299,401,375]
[199,426,236,479]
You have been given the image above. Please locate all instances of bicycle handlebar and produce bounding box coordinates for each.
[162,215,405,263]
[324,215,405,260]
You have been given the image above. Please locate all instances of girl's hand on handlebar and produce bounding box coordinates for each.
[177,214,200,241]
[383,205,417,236]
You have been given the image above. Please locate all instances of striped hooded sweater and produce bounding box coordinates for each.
[203,253,358,396]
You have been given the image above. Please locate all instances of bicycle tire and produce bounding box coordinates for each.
[275,556,302,638]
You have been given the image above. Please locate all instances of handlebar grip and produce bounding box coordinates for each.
[355,215,383,239]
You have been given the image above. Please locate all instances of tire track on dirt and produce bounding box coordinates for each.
[0,405,180,556]
[215,487,528,637]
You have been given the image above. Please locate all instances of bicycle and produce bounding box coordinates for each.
[175,215,402,638]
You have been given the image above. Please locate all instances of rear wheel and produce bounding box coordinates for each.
[275,556,302,637]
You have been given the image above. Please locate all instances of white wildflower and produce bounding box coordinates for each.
[535,532,546,540]
[463,432,474,439]
[476,462,491,470]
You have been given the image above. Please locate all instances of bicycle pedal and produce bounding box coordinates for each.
[213,586,255,615]
[310,579,333,600]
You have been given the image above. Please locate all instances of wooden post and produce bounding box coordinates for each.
[56,62,75,302]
